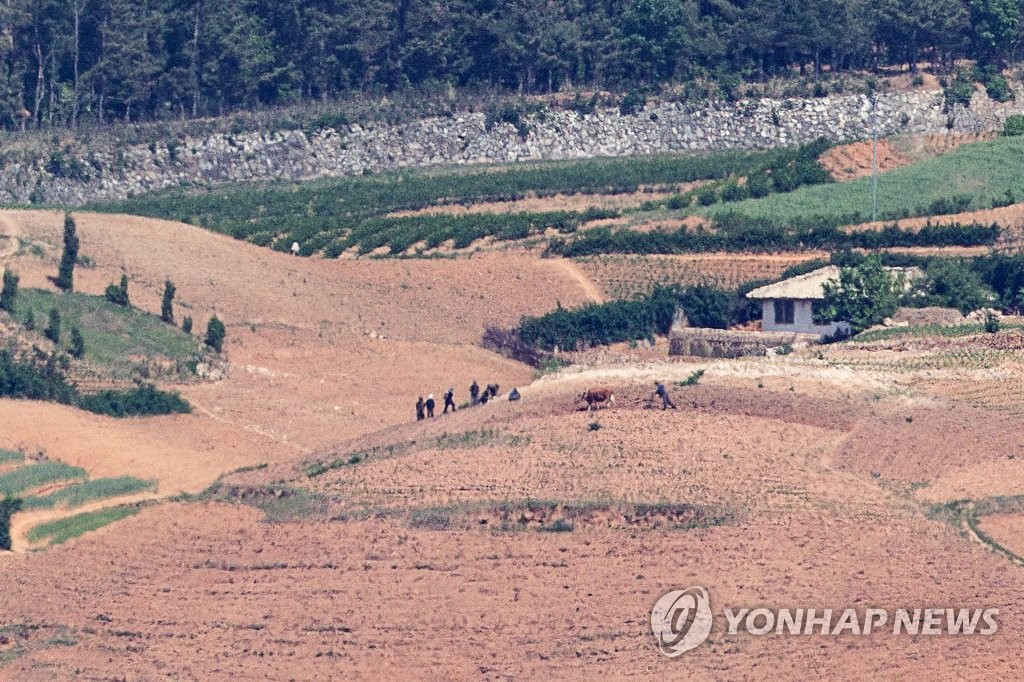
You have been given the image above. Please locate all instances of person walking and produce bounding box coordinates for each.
[425,393,436,418]
[415,396,425,421]
[443,388,456,414]
[469,380,480,405]
[655,381,676,410]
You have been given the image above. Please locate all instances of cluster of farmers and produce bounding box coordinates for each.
[415,380,520,421]
[414,379,677,421]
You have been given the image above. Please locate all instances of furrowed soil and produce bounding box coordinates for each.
[1,209,1024,678]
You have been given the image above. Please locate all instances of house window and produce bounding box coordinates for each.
[773,300,795,325]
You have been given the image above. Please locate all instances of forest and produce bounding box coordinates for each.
[1,0,1021,129]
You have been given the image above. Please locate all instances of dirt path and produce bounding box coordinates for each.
[545,258,603,303]
[0,213,20,259]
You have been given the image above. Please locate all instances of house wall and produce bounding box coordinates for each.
[761,298,850,336]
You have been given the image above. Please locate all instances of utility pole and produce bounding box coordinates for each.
[871,89,878,223]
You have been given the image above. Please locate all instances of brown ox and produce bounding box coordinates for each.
[580,388,615,411]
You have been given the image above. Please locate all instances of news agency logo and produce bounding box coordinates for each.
[650,586,714,657]
[651,587,999,657]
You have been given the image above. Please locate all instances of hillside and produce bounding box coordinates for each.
[5,129,1024,678]
[709,134,1024,224]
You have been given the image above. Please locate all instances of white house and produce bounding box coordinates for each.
[745,266,850,336]
[746,265,922,336]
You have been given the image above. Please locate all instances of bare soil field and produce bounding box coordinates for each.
[819,139,912,181]
[3,210,1024,678]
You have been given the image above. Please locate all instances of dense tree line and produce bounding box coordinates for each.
[0,0,1022,129]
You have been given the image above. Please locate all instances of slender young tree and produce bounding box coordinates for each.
[0,268,18,312]
[44,306,61,343]
[55,212,79,292]
[161,279,176,324]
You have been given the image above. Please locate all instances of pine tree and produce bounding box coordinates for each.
[161,280,176,324]
[204,315,225,352]
[0,268,18,312]
[55,213,79,292]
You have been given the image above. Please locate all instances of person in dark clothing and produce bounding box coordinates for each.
[508,388,520,401]
[479,391,489,405]
[425,393,436,418]
[443,388,456,414]
[470,380,480,404]
[655,381,676,410]
[415,396,425,421]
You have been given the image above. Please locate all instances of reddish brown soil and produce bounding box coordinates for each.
[2,210,1024,678]
[821,132,997,182]
[820,139,912,181]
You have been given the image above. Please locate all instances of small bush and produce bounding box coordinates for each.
[588,421,601,431]
[695,185,719,206]
[69,326,85,358]
[540,518,574,532]
[944,69,974,108]
[104,275,130,307]
[182,316,193,334]
[44,307,61,344]
[0,269,17,313]
[1004,115,1024,136]
[678,369,704,386]
[984,310,1001,333]
[24,309,35,330]
[720,181,749,202]
[204,316,226,352]
[619,90,646,115]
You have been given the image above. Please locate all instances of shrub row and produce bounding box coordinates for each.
[518,286,679,351]
[649,138,834,211]
[547,219,999,257]
[314,210,614,257]
[0,349,190,418]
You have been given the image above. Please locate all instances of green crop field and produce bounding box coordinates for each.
[25,506,140,546]
[15,289,200,379]
[0,449,24,465]
[22,477,156,511]
[707,136,1024,224]
[0,461,87,496]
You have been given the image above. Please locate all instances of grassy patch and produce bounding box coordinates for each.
[25,506,140,545]
[15,289,200,380]
[0,461,87,496]
[707,136,1024,224]
[213,484,329,523]
[0,450,24,465]
[853,323,1023,343]
[22,477,156,510]
[677,369,705,386]
[305,429,530,478]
